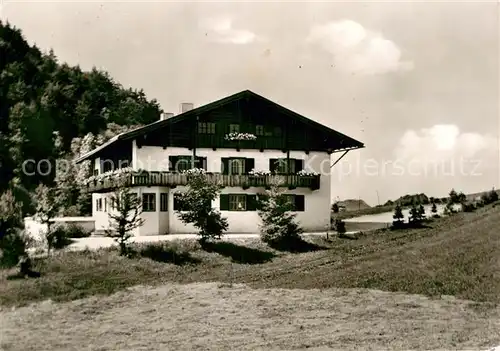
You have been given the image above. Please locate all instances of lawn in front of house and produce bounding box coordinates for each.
[1,203,500,307]
[2,282,499,351]
[2,205,500,350]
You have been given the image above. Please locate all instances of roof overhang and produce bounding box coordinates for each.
[75,134,123,163]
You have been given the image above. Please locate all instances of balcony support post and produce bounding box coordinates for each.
[192,116,198,169]
[330,150,350,169]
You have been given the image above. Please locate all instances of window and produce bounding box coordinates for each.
[270,159,303,174]
[256,125,264,136]
[230,194,247,211]
[282,194,305,211]
[198,122,216,134]
[169,156,207,172]
[104,198,107,212]
[160,193,168,212]
[230,159,245,175]
[177,158,191,172]
[229,124,240,133]
[142,193,156,212]
[278,159,294,174]
[222,158,254,175]
[169,156,191,172]
[93,169,99,176]
[96,198,102,212]
[219,194,259,211]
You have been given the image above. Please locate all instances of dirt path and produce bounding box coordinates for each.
[1,282,499,351]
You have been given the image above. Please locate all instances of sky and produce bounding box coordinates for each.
[2,1,499,205]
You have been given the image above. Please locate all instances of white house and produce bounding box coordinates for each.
[75,90,364,235]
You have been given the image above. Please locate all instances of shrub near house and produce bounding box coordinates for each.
[257,175,304,250]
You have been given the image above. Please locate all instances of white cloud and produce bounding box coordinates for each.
[307,20,414,75]
[394,124,497,162]
[199,17,257,45]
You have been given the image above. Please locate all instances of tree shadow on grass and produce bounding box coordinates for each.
[268,237,327,253]
[391,222,433,231]
[138,244,200,265]
[6,271,41,280]
[338,233,359,240]
[201,241,275,264]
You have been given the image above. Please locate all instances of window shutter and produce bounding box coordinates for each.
[295,159,304,173]
[269,159,276,173]
[295,195,305,211]
[219,194,229,210]
[160,193,168,212]
[221,158,229,175]
[169,156,177,171]
[246,194,257,211]
[245,158,255,174]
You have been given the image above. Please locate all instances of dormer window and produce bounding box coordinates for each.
[229,124,240,133]
[256,125,264,136]
[198,122,216,134]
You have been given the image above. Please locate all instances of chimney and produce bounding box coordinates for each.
[179,102,194,114]
[160,112,174,121]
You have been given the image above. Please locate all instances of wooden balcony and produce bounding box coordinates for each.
[84,172,320,193]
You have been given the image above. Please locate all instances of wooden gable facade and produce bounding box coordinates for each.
[76,90,364,166]
[132,90,363,153]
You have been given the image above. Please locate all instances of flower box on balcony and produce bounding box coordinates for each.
[224,132,257,141]
[249,171,270,177]
[297,170,320,177]
[224,133,257,150]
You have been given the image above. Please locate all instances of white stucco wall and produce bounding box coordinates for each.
[134,146,332,234]
[24,217,95,241]
[93,189,159,236]
[92,193,109,232]
[92,145,332,235]
[169,186,330,234]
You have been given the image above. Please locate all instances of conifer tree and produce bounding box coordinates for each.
[106,179,144,256]
[392,203,405,229]
[258,175,303,247]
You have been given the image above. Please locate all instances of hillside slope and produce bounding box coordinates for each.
[336,199,371,211]
[2,205,500,351]
[2,204,499,306]
[232,204,500,302]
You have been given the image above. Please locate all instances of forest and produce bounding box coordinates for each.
[0,21,162,215]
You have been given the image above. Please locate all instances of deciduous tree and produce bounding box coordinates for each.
[175,169,228,244]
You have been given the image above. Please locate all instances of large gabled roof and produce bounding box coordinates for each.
[75,89,364,163]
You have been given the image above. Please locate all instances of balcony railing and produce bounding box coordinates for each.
[83,172,320,193]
